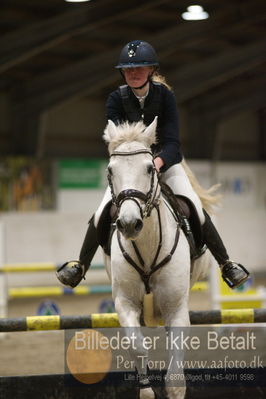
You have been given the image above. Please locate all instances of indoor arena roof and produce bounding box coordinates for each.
[1,0,266,159]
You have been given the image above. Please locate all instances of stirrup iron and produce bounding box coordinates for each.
[221,260,249,289]
[56,260,87,288]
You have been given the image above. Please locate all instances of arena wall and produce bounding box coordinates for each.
[0,162,265,281]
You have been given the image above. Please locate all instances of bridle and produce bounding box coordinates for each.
[107,149,160,218]
[107,148,180,294]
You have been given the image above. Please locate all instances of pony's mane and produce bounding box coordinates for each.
[103,120,156,154]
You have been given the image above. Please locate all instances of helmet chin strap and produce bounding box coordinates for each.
[132,78,150,90]
[132,71,155,90]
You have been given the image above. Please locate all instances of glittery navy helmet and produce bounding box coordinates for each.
[115,40,159,69]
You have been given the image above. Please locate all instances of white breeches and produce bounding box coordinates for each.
[161,164,205,224]
[94,186,112,228]
[94,163,205,227]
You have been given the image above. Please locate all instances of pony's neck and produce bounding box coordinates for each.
[133,200,173,267]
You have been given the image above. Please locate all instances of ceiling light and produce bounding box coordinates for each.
[64,0,91,3]
[182,5,209,21]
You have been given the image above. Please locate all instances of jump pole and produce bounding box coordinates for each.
[1,263,105,273]
[1,309,266,332]
[8,284,112,298]
[8,281,206,299]
[0,222,7,319]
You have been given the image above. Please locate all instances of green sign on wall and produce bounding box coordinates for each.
[58,159,108,189]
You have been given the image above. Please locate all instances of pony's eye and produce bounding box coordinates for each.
[147,164,154,174]
[108,166,113,176]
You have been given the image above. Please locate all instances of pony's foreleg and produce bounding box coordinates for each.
[115,294,155,399]
[163,305,190,399]
[115,294,148,372]
[159,263,190,397]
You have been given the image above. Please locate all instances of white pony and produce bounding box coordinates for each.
[102,118,214,399]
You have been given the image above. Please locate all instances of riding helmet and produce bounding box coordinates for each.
[115,40,159,69]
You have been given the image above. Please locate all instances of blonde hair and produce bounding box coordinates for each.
[151,71,172,90]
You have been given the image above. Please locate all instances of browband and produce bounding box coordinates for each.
[111,149,153,157]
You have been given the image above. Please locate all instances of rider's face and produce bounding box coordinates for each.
[122,66,153,88]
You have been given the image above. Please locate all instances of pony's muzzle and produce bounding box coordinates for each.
[116,217,143,239]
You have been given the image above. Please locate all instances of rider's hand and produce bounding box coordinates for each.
[154,157,164,172]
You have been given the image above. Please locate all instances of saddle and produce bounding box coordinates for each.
[159,182,206,260]
[96,183,206,260]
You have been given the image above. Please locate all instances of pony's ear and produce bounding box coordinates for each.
[143,116,157,146]
[103,120,117,144]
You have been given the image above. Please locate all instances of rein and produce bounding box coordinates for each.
[108,148,180,293]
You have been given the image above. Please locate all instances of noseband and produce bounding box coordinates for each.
[107,149,160,218]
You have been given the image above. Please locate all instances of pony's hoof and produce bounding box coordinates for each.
[139,387,155,399]
[166,386,186,399]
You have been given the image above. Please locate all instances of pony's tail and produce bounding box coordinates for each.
[181,159,222,214]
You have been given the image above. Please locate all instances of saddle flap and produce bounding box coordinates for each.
[175,195,203,249]
[160,181,204,255]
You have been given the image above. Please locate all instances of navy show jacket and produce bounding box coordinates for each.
[106,81,183,172]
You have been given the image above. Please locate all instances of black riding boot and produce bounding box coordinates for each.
[202,209,249,288]
[56,216,99,288]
